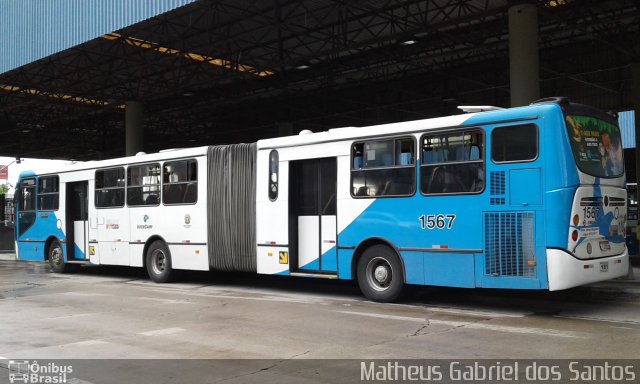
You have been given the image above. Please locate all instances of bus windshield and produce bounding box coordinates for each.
[565,114,624,178]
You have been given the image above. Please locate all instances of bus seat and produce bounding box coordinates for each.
[183,184,197,202]
[127,189,142,206]
[470,146,480,160]
[428,167,445,193]
[423,151,433,164]
[382,153,393,166]
[387,182,410,195]
[145,194,159,205]
[356,186,368,196]
[353,156,363,169]
[399,152,413,165]
[432,149,448,163]
[455,146,468,161]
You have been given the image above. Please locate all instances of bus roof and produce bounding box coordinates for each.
[17,103,564,179]
[18,146,210,179]
[257,103,556,150]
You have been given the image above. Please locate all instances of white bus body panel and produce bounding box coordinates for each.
[43,147,212,271]
[546,248,628,291]
[321,215,337,256]
[298,216,319,268]
[73,220,88,260]
[336,155,375,234]
[256,150,289,274]
[126,156,209,271]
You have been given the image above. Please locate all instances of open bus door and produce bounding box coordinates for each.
[289,157,338,274]
[65,181,88,260]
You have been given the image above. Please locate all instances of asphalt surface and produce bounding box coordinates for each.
[0,259,638,383]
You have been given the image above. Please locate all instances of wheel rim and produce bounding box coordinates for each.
[365,256,393,292]
[50,246,63,266]
[151,249,166,275]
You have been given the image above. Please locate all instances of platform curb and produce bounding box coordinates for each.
[0,253,16,261]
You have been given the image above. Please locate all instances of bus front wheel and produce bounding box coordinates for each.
[146,240,174,283]
[356,245,404,302]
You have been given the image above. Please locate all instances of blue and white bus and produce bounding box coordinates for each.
[14,97,629,302]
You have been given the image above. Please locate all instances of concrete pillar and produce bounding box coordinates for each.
[125,101,144,156]
[508,1,540,107]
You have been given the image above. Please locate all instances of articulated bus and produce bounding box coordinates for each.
[14,97,629,302]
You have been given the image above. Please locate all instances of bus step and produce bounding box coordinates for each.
[66,260,90,265]
[289,272,338,279]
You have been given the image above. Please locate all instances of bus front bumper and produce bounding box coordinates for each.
[546,248,629,291]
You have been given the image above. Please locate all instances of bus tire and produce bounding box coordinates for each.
[146,240,174,283]
[48,240,66,273]
[356,245,404,302]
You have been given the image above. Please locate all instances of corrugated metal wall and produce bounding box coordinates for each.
[619,110,636,149]
[0,0,196,74]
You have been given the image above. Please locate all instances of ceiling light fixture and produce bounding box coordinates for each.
[545,0,567,7]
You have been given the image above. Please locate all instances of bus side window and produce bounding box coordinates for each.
[351,137,415,198]
[20,178,36,212]
[421,130,484,195]
[163,159,198,205]
[491,124,538,163]
[38,175,59,211]
[95,168,125,208]
[127,163,160,207]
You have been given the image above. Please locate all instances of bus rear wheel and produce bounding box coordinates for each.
[357,245,404,302]
[48,240,66,273]
[146,240,174,283]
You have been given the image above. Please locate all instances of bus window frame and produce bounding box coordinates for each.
[37,175,60,212]
[19,177,37,212]
[490,123,539,164]
[268,150,279,202]
[162,158,198,206]
[350,135,417,199]
[127,162,161,207]
[95,167,126,209]
[419,128,486,196]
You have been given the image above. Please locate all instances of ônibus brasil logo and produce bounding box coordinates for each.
[8,360,72,384]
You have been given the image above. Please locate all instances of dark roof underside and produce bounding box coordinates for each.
[0,0,638,160]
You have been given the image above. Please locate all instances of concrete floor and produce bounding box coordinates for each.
[0,260,639,382]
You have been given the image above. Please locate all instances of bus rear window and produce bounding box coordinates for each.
[566,115,623,178]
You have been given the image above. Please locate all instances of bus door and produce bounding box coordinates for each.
[65,181,88,260]
[289,157,337,273]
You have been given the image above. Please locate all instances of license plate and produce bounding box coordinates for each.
[600,262,609,273]
[599,241,611,251]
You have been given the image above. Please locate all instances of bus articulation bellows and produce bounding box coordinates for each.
[14,98,629,302]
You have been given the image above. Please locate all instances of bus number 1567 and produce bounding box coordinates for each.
[419,214,456,230]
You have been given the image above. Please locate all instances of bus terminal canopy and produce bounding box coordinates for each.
[0,0,639,160]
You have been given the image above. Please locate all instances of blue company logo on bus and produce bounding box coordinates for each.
[137,214,153,230]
